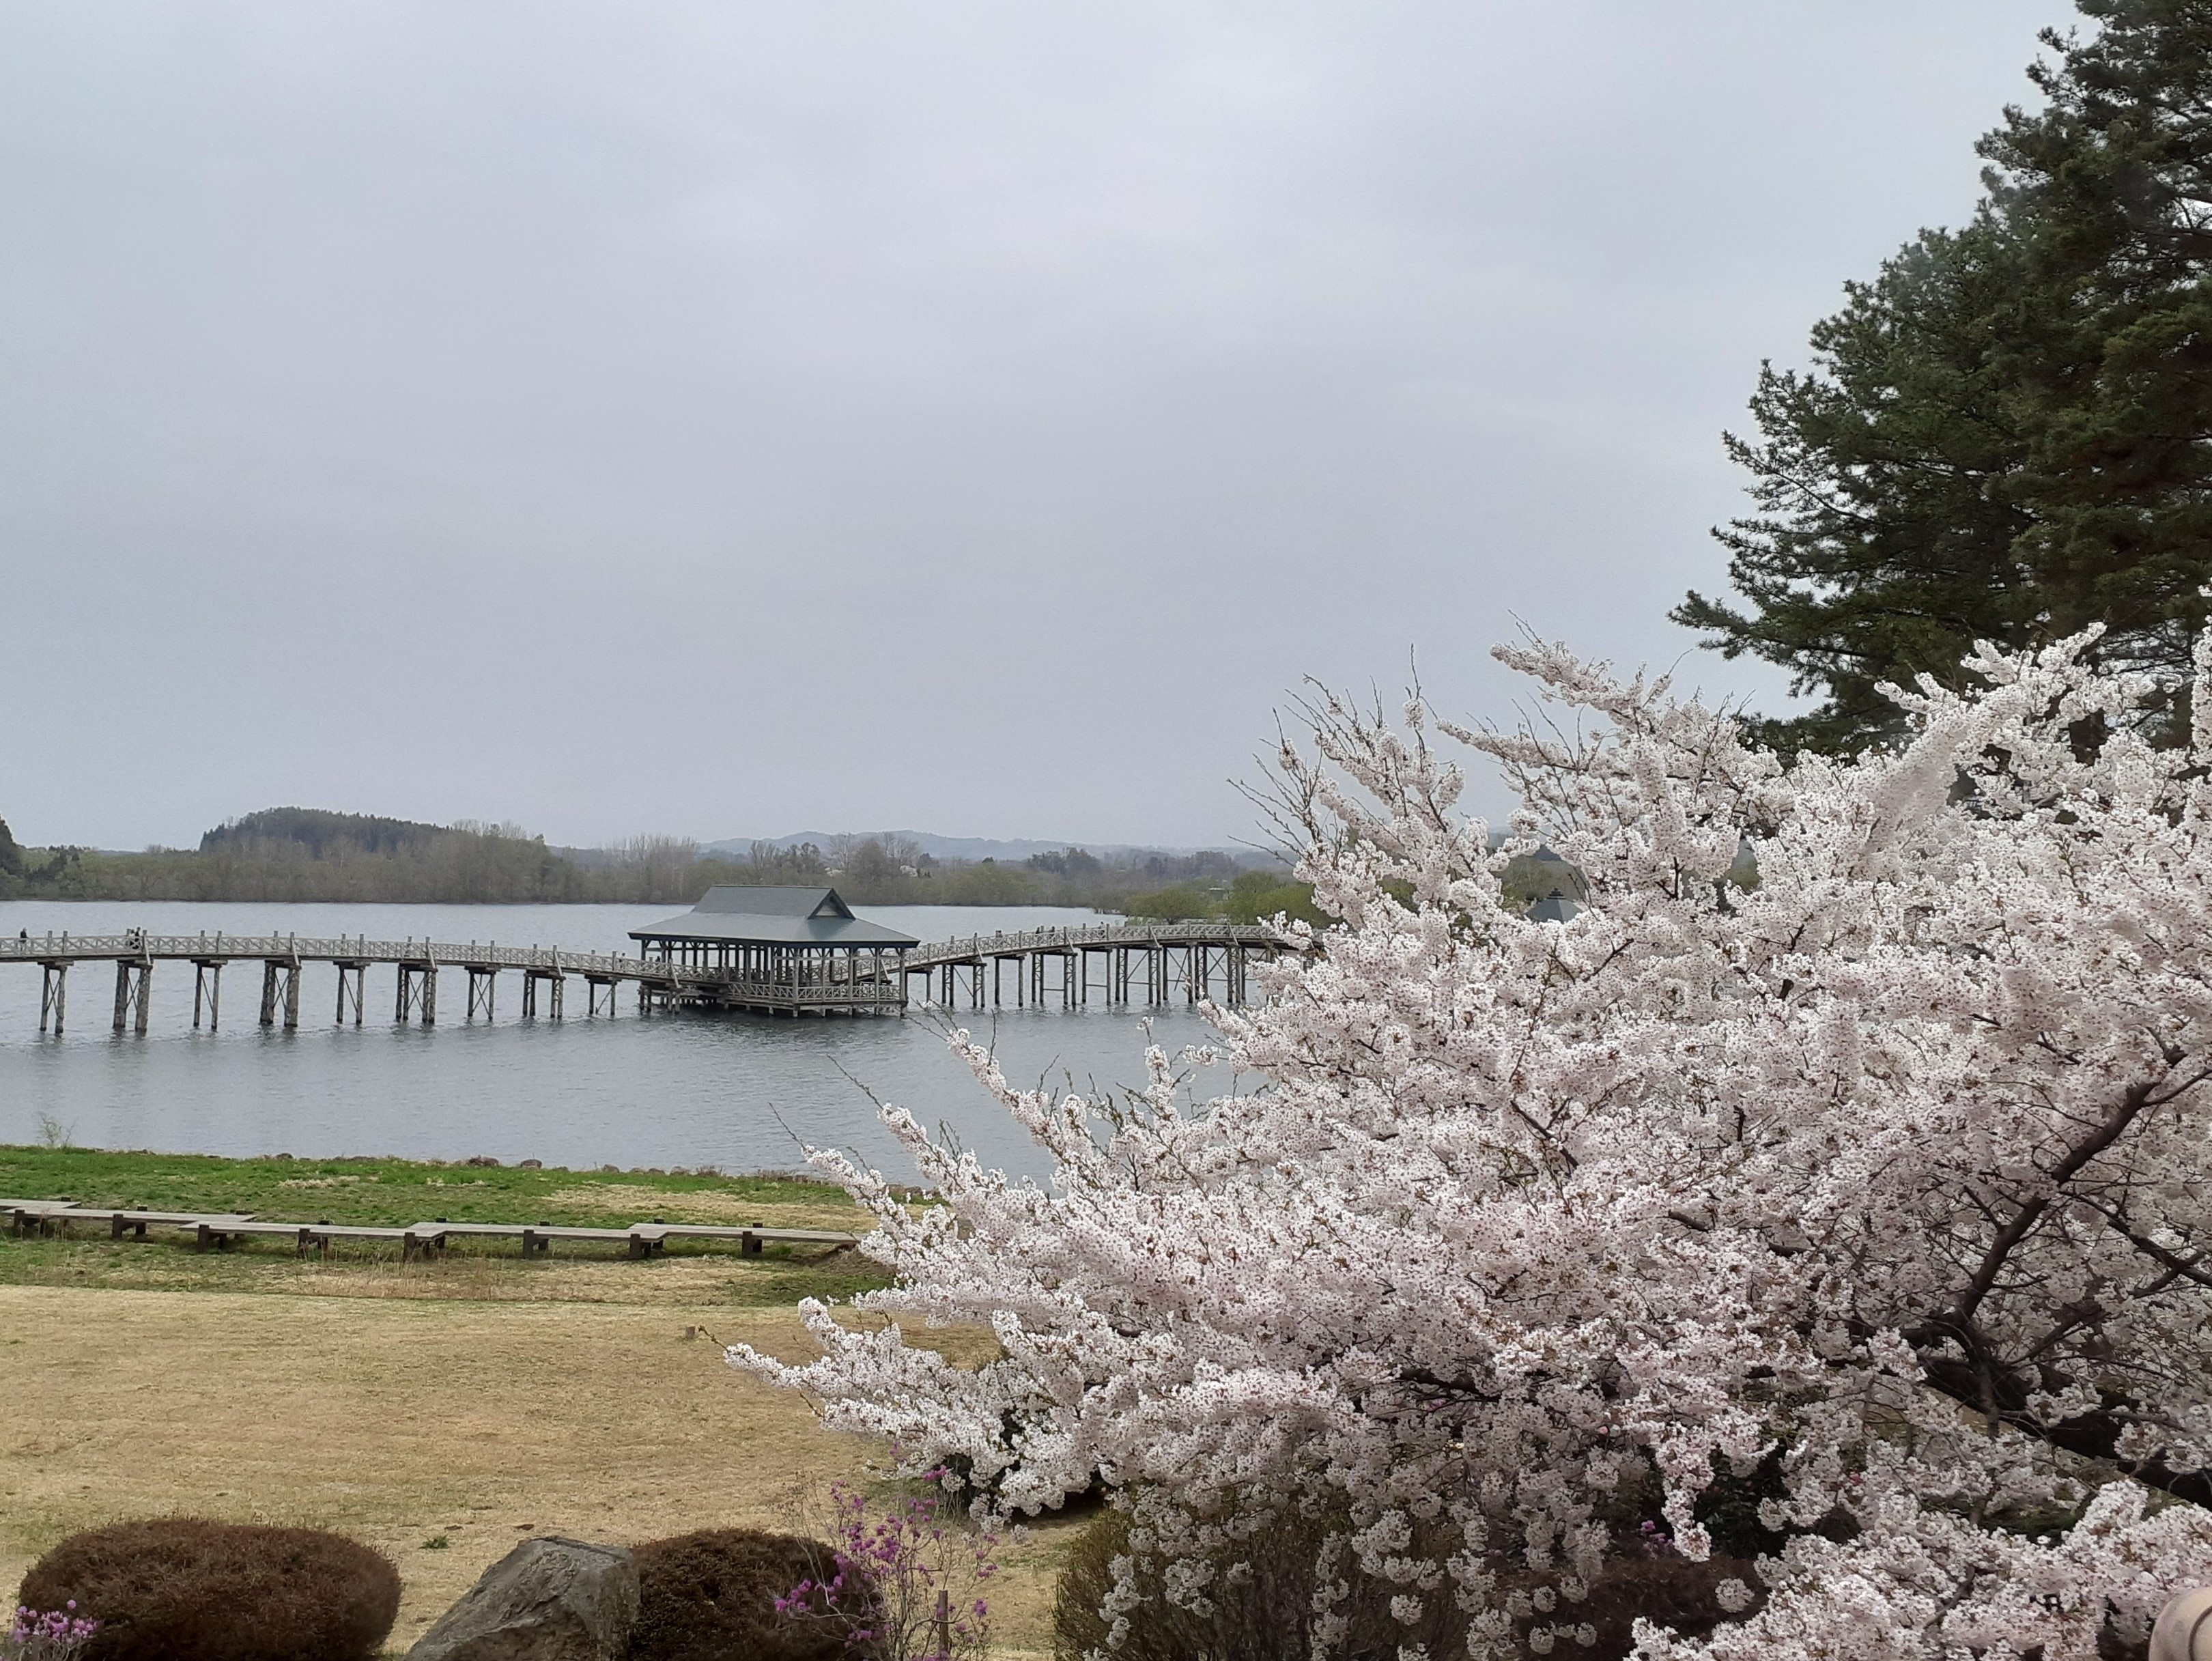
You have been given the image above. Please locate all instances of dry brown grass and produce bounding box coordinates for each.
[0,1280,1079,1658]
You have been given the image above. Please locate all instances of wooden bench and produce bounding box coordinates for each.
[193,1220,446,1260]
[1,1199,83,1238]
[1,1199,860,1262]
[90,1208,255,1241]
[559,1223,862,1259]
[396,1221,848,1260]
[646,1224,861,1255]
[517,1224,636,1259]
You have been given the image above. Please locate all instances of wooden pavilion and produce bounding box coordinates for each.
[629,886,918,1017]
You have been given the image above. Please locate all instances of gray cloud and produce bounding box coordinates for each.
[1,0,2060,849]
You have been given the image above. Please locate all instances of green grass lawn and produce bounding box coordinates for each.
[0,1144,868,1227]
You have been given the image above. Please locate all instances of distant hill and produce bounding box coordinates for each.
[711,830,1266,865]
[200,807,448,857]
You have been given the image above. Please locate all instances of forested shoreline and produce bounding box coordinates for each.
[0,807,1292,913]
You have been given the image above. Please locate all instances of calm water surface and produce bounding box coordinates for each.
[0,903,1235,1182]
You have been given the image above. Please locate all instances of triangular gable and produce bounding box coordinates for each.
[811,890,855,919]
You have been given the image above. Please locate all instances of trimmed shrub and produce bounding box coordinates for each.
[627,1528,853,1661]
[18,1517,400,1661]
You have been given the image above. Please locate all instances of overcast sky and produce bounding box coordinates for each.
[1,1,2064,851]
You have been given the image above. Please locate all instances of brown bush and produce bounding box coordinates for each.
[1053,1505,1466,1661]
[18,1517,400,1661]
[1568,1553,1764,1660]
[1053,1507,1766,1661]
[626,1527,856,1661]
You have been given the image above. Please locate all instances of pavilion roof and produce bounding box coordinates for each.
[628,886,920,948]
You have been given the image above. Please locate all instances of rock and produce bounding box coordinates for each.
[519,1158,543,1169]
[2153,1587,2212,1661]
[406,1537,639,1661]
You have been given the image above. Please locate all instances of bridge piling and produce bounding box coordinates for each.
[259,960,301,1029]
[466,966,497,1022]
[193,961,223,1030]
[112,960,152,1035]
[39,961,67,1036]
[522,967,565,1019]
[335,962,367,1025]
[395,962,437,1025]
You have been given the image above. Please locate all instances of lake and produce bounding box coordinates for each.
[0,901,1243,1184]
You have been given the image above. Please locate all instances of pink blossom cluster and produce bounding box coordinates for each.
[774,1476,996,1661]
[731,627,2212,1660]
[7,1604,98,1661]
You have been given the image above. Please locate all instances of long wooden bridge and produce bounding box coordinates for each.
[1,922,1291,1035]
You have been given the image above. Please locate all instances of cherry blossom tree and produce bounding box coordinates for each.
[731,625,2212,1660]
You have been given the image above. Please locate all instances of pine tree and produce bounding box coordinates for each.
[1677,0,2212,753]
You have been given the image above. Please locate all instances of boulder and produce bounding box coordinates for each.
[407,1537,640,1661]
[2153,1587,2212,1661]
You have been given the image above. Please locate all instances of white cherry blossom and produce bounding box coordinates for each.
[731,627,2212,1659]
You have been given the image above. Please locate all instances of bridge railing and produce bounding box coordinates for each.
[899,921,1288,971]
[0,932,699,982]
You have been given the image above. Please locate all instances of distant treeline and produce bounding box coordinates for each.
[1121,847,1589,926]
[0,808,1287,911]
